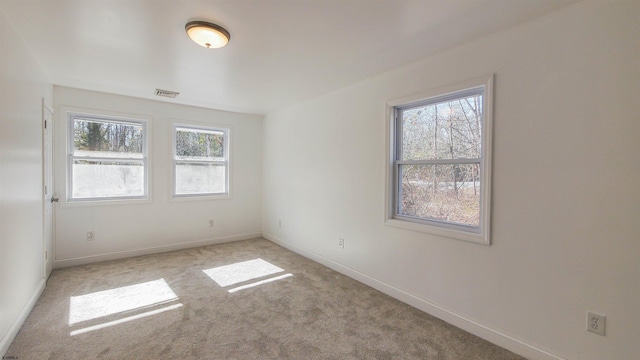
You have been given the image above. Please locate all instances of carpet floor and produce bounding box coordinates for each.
[6,238,525,359]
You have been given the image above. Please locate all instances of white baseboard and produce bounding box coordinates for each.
[0,279,45,357]
[264,233,565,360]
[54,232,263,268]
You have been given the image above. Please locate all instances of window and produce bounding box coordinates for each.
[173,125,229,197]
[68,112,148,201]
[387,76,493,244]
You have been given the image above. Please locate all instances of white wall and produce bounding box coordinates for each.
[0,10,53,356]
[263,1,640,359]
[53,87,263,267]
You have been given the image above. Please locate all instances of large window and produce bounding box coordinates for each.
[387,76,493,244]
[173,125,229,197]
[68,113,148,201]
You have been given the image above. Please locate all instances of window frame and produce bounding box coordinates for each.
[67,111,149,203]
[172,123,230,198]
[385,75,493,245]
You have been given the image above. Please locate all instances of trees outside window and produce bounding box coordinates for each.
[68,113,148,201]
[388,76,493,244]
[173,125,229,196]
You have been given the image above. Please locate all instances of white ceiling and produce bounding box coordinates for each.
[1,0,578,115]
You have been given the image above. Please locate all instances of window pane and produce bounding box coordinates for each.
[398,163,480,227]
[175,163,226,195]
[175,128,224,161]
[401,94,482,161]
[72,160,144,198]
[73,118,143,158]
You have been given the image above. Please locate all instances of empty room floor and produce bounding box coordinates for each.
[7,239,524,359]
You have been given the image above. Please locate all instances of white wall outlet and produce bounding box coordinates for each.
[587,312,606,336]
[208,219,214,227]
[87,231,95,241]
[338,238,344,249]
[278,220,282,228]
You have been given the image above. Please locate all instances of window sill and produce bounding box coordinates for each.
[170,193,231,202]
[63,197,152,207]
[385,218,490,245]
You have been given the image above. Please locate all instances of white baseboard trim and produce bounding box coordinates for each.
[54,232,263,268]
[264,233,565,360]
[0,278,45,358]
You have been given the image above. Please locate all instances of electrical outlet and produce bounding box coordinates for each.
[208,219,214,227]
[87,231,95,241]
[587,312,606,336]
[278,220,282,228]
[338,238,344,249]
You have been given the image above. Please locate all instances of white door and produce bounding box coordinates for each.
[43,101,55,279]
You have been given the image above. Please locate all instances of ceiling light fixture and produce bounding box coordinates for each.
[185,21,230,49]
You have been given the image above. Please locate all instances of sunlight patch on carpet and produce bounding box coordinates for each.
[70,303,183,336]
[68,278,178,325]
[228,273,293,293]
[203,258,285,287]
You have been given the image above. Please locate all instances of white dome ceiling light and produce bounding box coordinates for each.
[185,21,230,49]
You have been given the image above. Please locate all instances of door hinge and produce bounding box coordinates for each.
[44,120,47,129]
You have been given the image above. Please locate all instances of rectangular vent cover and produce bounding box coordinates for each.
[154,89,180,98]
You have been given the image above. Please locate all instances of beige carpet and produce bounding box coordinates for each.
[7,238,525,359]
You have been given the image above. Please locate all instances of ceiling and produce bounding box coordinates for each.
[1,0,578,115]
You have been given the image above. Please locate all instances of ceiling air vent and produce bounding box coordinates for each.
[154,89,180,98]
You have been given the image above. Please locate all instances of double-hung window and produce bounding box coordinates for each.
[173,125,229,197]
[387,76,493,244]
[68,112,148,201]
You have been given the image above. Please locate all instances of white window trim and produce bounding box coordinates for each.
[172,123,230,199]
[66,110,150,203]
[385,75,493,245]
